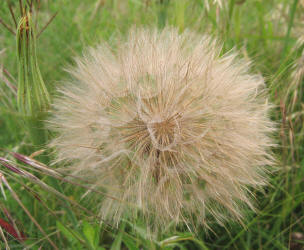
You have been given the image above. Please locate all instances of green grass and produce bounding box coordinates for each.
[0,0,304,249]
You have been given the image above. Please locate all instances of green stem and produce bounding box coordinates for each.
[281,0,298,60]
[225,0,235,40]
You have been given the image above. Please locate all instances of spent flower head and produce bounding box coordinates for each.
[49,28,275,231]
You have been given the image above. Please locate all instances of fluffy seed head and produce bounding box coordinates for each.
[49,28,275,231]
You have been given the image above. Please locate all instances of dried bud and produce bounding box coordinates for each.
[17,12,50,116]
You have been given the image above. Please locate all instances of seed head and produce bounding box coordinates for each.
[49,28,275,231]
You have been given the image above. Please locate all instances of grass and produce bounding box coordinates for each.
[0,0,304,249]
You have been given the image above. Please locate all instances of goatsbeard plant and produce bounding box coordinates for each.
[48,28,275,232]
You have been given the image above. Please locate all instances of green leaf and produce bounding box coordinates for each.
[110,222,126,250]
[56,221,84,246]
[83,221,98,249]
[122,233,139,250]
[159,233,209,250]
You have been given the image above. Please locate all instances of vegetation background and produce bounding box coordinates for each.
[0,0,303,249]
